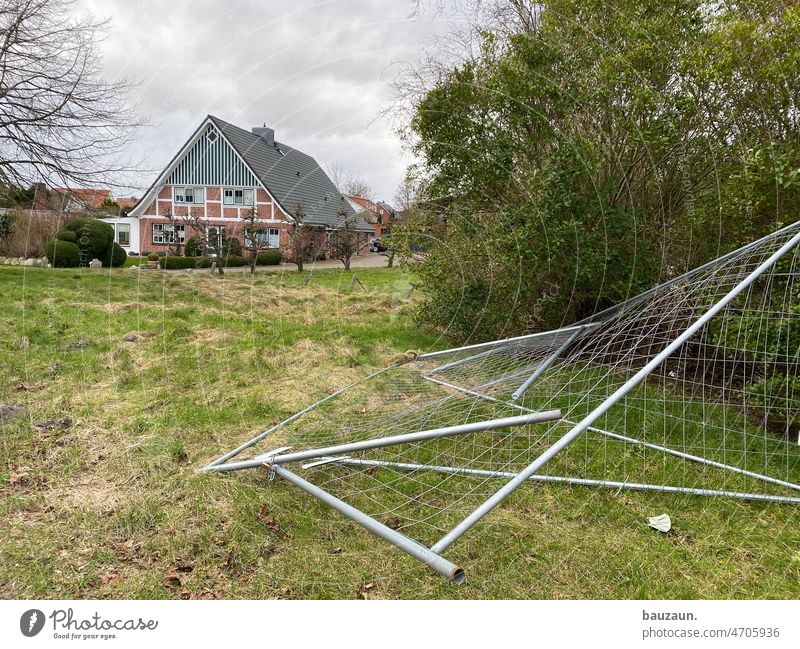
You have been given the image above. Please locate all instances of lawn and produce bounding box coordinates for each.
[0,265,799,599]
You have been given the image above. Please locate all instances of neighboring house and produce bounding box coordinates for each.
[52,187,112,212]
[116,197,139,212]
[116,115,373,256]
[347,194,395,238]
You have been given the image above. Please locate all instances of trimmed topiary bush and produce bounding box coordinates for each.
[45,239,81,267]
[55,229,78,243]
[65,218,114,259]
[100,241,127,267]
[256,250,282,265]
[147,252,158,262]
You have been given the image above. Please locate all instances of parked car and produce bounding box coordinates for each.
[371,235,389,253]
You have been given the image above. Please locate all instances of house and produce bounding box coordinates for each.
[30,183,112,213]
[52,188,112,212]
[110,115,373,256]
[347,194,395,238]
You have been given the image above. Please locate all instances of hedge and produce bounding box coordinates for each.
[256,250,282,265]
[157,255,253,270]
[45,239,82,267]
[159,256,205,270]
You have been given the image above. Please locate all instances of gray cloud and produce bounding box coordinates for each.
[76,0,453,202]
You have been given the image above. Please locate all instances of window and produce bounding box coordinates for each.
[223,188,254,206]
[152,223,185,244]
[246,227,280,249]
[206,129,218,143]
[115,223,130,246]
[207,226,226,252]
[173,187,204,204]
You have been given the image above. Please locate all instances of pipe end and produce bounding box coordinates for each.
[451,568,466,585]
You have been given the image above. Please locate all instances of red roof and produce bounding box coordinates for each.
[52,188,112,210]
[116,197,139,209]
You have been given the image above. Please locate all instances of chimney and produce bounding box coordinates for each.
[252,125,275,147]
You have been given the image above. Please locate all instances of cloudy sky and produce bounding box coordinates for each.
[76,0,457,203]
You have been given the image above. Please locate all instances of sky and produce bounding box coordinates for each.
[76,0,456,203]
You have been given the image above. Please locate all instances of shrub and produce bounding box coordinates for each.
[0,211,14,238]
[220,255,248,267]
[256,250,282,265]
[184,237,201,257]
[158,256,196,270]
[147,252,158,262]
[55,229,78,243]
[222,237,242,257]
[100,241,127,267]
[45,239,81,267]
[65,218,114,259]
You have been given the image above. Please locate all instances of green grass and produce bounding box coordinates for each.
[0,265,799,599]
[123,255,146,267]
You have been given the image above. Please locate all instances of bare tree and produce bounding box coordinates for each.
[160,206,183,256]
[327,162,373,199]
[328,207,363,271]
[0,0,142,190]
[241,205,268,275]
[394,174,418,214]
[286,202,320,273]
[178,211,224,275]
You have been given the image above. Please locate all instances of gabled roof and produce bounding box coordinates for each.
[208,116,372,232]
[132,115,371,232]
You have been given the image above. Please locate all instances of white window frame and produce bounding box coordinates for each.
[173,186,205,204]
[152,223,185,245]
[115,223,131,247]
[206,225,226,251]
[223,188,254,206]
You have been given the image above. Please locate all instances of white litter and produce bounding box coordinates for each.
[648,513,672,533]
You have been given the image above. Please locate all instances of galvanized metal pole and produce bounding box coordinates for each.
[510,327,584,401]
[205,409,562,473]
[427,348,499,375]
[430,228,800,554]
[573,422,800,493]
[421,379,800,494]
[271,465,466,583]
[416,324,592,361]
[319,457,800,505]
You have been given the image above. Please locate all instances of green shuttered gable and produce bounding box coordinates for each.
[166,125,259,187]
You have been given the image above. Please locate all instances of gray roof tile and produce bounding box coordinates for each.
[209,116,373,232]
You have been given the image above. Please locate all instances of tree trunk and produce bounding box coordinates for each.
[387,251,395,268]
[297,258,304,273]
[344,257,351,271]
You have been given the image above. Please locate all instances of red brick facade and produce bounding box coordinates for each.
[135,182,372,259]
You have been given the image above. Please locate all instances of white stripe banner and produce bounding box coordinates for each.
[0,599,797,648]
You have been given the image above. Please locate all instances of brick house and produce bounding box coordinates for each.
[116,115,372,256]
[347,195,395,238]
